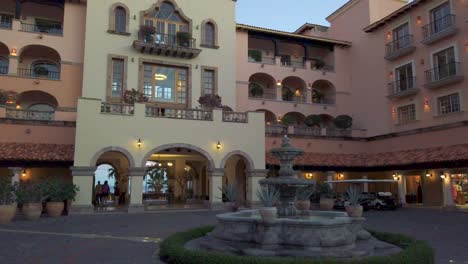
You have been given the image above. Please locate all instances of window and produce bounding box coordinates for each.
[35,19,62,35]
[204,22,215,47]
[0,14,13,29]
[438,93,461,115]
[433,47,456,80]
[115,7,126,33]
[430,2,451,34]
[397,104,416,124]
[143,64,187,104]
[392,23,410,49]
[143,2,189,45]
[395,63,414,92]
[32,61,60,80]
[203,69,215,95]
[0,57,8,74]
[111,59,124,99]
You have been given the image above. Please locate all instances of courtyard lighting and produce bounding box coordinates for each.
[216,141,222,150]
[22,170,26,177]
[137,138,143,148]
[305,173,313,179]
[276,80,282,86]
[440,173,446,179]
[10,48,17,56]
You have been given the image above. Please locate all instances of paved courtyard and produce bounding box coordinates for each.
[0,208,466,264]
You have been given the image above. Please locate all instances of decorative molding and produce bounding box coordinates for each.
[71,166,97,176]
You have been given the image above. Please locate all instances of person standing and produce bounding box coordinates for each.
[95,181,103,206]
[114,181,120,206]
[119,179,128,205]
[102,181,110,206]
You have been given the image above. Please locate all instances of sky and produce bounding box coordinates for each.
[236,0,350,32]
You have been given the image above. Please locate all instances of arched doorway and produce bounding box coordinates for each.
[18,45,61,80]
[0,42,9,75]
[282,76,307,102]
[249,73,276,99]
[222,153,253,206]
[312,80,336,105]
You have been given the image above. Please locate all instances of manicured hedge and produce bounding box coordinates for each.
[158,226,434,264]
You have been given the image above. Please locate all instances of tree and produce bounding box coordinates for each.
[198,94,233,111]
[305,115,322,127]
[108,168,117,179]
[334,115,353,130]
[145,167,168,194]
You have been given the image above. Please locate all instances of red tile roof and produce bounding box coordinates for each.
[267,144,468,168]
[0,143,74,162]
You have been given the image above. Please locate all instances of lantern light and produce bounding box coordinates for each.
[137,138,142,148]
[216,141,222,150]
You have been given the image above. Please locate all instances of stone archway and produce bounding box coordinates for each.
[221,151,254,206]
[141,143,215,170]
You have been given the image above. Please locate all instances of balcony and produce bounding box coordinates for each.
[20,22,63,36]
[387,77,420,99]
[294,126,321,136]
[422,15,458,45]
[248,56,275,65]
[17,68,61,80]
[133,30,202,59]
[424,62,463,89]
[385,35,415,61]
[0,20,12,30]
[145,105,213,121]
[6,108,55,121]
[0,66,8,75]
[223,112,248,123]
[281,59,306,69]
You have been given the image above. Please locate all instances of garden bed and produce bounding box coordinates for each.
[159,226,434,264]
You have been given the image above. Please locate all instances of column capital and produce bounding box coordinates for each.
[71,166,97,176]
[208,168,224,177]
[129,167,147,176]
[249,169,268,178]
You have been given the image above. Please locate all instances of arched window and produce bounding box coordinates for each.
[143,1,189,44]
[32,61,60,80]
[0,57,8,74]
[115,6,126,33]
[205,22,215,46]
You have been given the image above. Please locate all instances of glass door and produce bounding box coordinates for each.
[433,47,455,80]
[395,63,413,92]
[431,2,451,34]
[392,23,409,49]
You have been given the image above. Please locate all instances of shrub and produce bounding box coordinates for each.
[158,226,434,264]
[334,115,353,130]
[41,178,79,202]
[249,83,264,97]
[304,115,321,127]
[176,31,192,47]
[124,89,149,105]
[280,114,296,126]
[248,50,262,62]
[0,175,16,205]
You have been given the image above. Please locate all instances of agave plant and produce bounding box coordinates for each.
[295,187,314,201]
[256,186,280,208]
[219,184,237,203]
[344,186,365,206]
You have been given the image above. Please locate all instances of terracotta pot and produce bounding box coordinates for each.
[294,200,311,211]
[0,204,17,224]
[46,202,64,217]
[345,205,363,218]
[259,207,277,221]
[23,203,42,220]
[319,198,335,211]
[224,202,238,212]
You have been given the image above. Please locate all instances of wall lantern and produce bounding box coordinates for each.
[416,16,422,25]
[425,172,432,177]
[386,32,391,39]
[389,71,394,79]
[167,162,174,167]
[440,173,446,179]
[216,141,222,150]
[137,138,142,148]
[424,99,430,107]
[276,80,282,86]
[392,174,400,181]
[392,106,396,114]
[22,170,27,177]
[305,173,313,179]
[10,48,17,56]
[338,173,344,179]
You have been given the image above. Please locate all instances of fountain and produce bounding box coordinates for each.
[186,136,402,259]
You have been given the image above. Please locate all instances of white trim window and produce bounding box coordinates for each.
[397,104,417,124]
[437,93,461,115]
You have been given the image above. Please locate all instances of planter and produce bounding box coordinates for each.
[258,207,277,221]
[294,200,311,211]
[0,204,17,224]
[319,198,335,211]
[224,202,238,212]
[22,203,42,220]
[46,202,64,217]
[345,205,363,218]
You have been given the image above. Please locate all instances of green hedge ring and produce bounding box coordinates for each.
[159,226,434,264]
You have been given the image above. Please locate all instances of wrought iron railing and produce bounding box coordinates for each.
[146,106,213,121]
[6,108,55,121]
[140,30,196,49]
[388,77,417,96]
[0,21,12,29]
[21,23,63,35]
[282,59,305,68]
[312,98,335,105]
[248,92,276,100]
[0,66,8,75]
[292,96,307,103]
[266,125,287,135]
[422,14,456,40]
[101,103,135,115]
[248,57,276,65]
[386,35,414,56]
[326,129,352,137]
[17,68,60,80]
[425,62,460,84]
[294,126,321,136]
[223,112,248,123]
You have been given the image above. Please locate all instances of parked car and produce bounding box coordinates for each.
[368,192,398,210]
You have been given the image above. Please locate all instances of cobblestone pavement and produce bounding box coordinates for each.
[0,208,466,264]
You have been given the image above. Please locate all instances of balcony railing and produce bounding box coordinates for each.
[21,23,63,35]
[385,35,415,59]
[0,67,8,75]
[249,93,276,100]
[140,31,196,49]
[6,108,55,121]
[223,112,248,123]
[0,21,12,30]
[17,68,60,80]
[281,59,305,68]
[326,129,352,137]
[312,98,335,105]
[101,103,135,115]
[294,126,321,136]
[266,125,287,135]
[248,57,275,65]
[422,14,456,41]
[146,106,213,121]
[425,62,461,85]
[388,77,418,97]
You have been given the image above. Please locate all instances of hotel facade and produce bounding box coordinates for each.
[1,0,467,212]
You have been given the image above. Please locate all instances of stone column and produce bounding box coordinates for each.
[327,171,335,189]
[247,169,268,208]
[442,173,455,208]
[128,167,146,213]
[397,175,406,207]
[8,56,18,75]
[70,167,96,214]
[174,158,186,199]
[8,167,22,184]
[306,89,312,104]
[362,174,368,192]
[208,169,224,209]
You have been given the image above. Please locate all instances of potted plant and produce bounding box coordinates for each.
[0,175,16,224]
[256,185,280,222]
[344,186,365,218]
[42,178,77,217]
[140,25,156,43]
[316,183,335,211]
[219,184,238,212]
[248,50,262,62]
[63,182,79,215]
[123,89,149,105]
[16,181,44,220]
[176,31,192,47]
[294,187,313,211]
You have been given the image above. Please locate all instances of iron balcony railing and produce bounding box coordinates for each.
[0,66,8,75]
[248,57,275,65]
[140,31,196,49]
[312,98,336,105]
[386,35,414,56]
[17,68,61,80]
[294,126,321,136]
[146,106,213,121]
[0,20,12,29]
[248,92,276,100]
[223,112,248,123]
[6,108,55,121]
[422,14,456,40]
[101,103,135,115]
[266,125,287,135]
[425,62,460,84]
[388,77,417,96]
[326,129,352,137]
[21,23,63,35]
[281,59,305,68]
